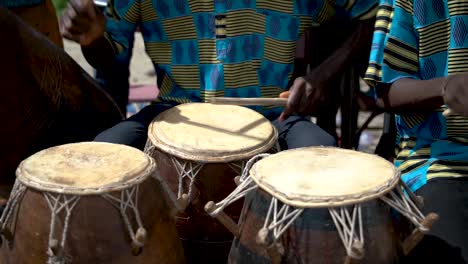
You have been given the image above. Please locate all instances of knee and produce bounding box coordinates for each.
[94,120,148,150]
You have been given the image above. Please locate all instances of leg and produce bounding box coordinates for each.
[94,103,174,150]
[272,116,336,150]
[403,178,468,263]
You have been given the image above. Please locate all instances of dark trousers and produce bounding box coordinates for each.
[94,103,337,151]
[402,178,468,264]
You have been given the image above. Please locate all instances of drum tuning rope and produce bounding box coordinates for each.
[43,192,81,263]
[102,184,147,255]
[329,205,365,260]
[208,153,270,217]
[0,181,27,244]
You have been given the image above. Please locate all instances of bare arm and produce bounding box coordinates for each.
[375,78,446,114]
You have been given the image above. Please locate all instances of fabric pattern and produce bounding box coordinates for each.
[365,0,468,192]
[104,0,378,120]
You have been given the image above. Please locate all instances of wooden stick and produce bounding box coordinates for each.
[205,97,288,106]
[205,201,240,237]
[93,0,108,7]
[402,212,439,255]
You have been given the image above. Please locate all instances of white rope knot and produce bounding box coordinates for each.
[256,227,270,246]
[348,239,365,260]
[132,227,147,248]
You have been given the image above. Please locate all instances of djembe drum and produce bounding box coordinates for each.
[206,147,438,264]
[0,142,185,264]
[145,103,278,263]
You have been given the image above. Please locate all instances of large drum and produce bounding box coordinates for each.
[0,9,123,194]
[145,103,278,263]
[206,147,438,264]
[0,142,185,264]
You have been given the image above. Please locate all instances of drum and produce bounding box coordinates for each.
[145,103,278,263]
[0,142,185,264]
[0,9,123,194]
[206,147,438,264]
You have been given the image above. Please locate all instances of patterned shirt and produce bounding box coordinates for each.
[365,0,468,192]
[104,0,378,120]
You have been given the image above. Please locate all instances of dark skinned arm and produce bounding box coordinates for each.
[374,78,446,114]
[81,34,121,70]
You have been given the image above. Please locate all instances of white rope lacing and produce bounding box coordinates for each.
[257,197,304,246]
[0,181,27,244]
[227,160,246,175]
[208,154,270,217]
[102,184,146,249]
[171,156,203,201]
[380,182,426,231]
[43,192,81,264]
[329,205,364,259]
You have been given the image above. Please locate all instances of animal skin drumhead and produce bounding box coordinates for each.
[16,142,154,194]
[249,147,400,208]
[148,103,277,162]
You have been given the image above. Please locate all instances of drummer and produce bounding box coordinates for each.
[60,0,378,151]
[365,0,468,262]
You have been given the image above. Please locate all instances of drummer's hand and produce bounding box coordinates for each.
[279,76,327,122]
[59,0,106,46]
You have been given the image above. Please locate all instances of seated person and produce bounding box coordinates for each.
[60,0,378,151]
[365,0,468,262]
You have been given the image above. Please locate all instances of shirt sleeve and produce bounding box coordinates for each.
[335,0,379,21]
[364,0,420,97]
[103,0,139,57]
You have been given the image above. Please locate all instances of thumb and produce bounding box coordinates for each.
[279,91,290,99]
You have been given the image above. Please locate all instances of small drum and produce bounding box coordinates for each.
[145,103,278,263]
[206,147,438,264]
[0,142,185,264]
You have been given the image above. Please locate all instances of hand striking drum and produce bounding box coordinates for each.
[206,147,438,264]
[0,142,185,264]
[144,103,278,263]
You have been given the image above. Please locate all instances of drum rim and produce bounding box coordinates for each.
[249,147,401,208]
[16,142,156,195]
[147,103,278,162]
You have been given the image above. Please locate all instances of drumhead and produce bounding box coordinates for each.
[250,147,400,208]
[148,103,277,162]
[16,142,155,194]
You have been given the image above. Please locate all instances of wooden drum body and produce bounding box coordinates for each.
[207,147,438,264]
[145,103,278,263]
[0,142,185,264]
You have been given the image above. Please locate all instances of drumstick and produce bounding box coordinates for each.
[205,97,288,106]
[93,0,108,7]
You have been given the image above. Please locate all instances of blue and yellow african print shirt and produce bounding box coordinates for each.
[104,0,378,120]
[365,0,468,192]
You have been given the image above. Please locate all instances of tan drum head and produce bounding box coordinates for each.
[148,103,277,162]
[16,142,155,194]
[249,147,400,208]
